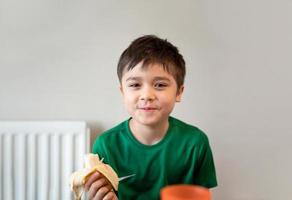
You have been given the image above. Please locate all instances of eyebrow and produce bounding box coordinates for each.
[125,76,171,82]
[153,77,171,82]
[125,77,141,82]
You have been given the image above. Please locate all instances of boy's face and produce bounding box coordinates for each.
[120,62,184,127]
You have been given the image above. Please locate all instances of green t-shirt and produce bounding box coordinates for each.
[92,116,217,200]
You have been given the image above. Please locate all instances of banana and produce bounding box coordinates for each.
[70,154,119,200]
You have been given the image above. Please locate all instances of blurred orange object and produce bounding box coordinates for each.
[160,184,211,200]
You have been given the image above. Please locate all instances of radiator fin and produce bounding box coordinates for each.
[0,121,89,200]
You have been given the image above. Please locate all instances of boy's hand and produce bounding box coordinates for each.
[85,172,118,200]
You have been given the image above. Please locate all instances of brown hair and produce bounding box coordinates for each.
[117,35,186,88]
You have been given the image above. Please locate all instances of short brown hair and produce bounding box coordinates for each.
[117,35,186,88]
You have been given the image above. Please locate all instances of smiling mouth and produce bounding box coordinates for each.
[139,107,158,110]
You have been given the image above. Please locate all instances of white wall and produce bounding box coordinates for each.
[1,0,291,199]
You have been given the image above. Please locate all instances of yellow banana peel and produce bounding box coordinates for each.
[70,154,119,200]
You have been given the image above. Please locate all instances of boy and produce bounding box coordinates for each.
[84,35,217,200]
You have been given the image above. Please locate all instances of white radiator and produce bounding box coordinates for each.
[0,121,90,200]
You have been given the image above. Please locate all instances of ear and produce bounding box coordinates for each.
[119,85,124,94]
[175,85,184,102]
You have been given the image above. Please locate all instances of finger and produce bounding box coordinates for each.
[102,191,117,200]
[93,185,112,200]
[88,178,109,199]
[84,172,102,191]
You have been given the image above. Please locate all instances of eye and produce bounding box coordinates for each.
[128,83,141,88]
[154,82,168,89]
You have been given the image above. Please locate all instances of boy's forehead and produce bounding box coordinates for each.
[122,62,175,78]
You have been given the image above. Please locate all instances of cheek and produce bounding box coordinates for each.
[123,93,137,105]
[159,96,176,107]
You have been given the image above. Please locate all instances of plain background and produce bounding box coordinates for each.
[1,0,291,199]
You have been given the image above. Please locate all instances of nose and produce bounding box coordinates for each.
[140,86,155,101]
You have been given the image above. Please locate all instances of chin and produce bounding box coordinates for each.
[135,116,165,126]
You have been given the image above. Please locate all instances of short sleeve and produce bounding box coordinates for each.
[194,133,218,188]
[92,136,107,161]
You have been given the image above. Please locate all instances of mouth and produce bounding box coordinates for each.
[138,107,158,111]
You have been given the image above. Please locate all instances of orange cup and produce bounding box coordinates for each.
[160,184,211,200]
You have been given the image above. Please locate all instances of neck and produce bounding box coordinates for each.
[129,118,169,145]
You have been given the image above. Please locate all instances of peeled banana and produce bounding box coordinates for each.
[70,154,119,200]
